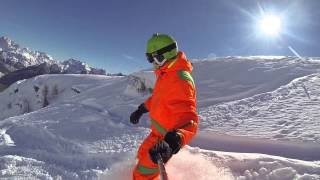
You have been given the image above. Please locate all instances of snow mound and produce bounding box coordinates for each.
[99,146,320,180]
[0,155,81,179]
[166,149,233,180]
[199,73,320,143]
[192,56,320,107]
[191,147,320,180]
[0,128,14,146]
[0,74,115,120]
[124,71,155,96]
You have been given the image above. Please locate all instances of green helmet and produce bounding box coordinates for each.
[146,33,178,66]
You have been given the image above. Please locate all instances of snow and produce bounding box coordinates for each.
[192,56,320,107]
[0,56,320,179]
[0,74,114,120]
[99,147,320,180]
[0,128,14,146]
[199,73,320,143]
[0,36,52,68]
[99,148,234,180]
[0,37,106,75]
[190,131,320,161]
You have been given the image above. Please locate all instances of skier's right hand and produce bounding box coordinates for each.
[149,140,172,164]
[130,103,148,124]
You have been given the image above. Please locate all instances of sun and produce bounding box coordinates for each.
[259,15,282,36]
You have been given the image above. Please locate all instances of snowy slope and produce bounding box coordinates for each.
[100,147,320,180]
[0,57,320,179]
[0,74,150,179]
[0,75,117,120]
[199,73,320,143]
[193,57,320,107]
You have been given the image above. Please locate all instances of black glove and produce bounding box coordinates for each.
[130,103,148,124]
[164,130,182,154]
[149,140,172,164]
[148,131,182,164]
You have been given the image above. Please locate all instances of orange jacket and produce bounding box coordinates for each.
[144,51,198,146]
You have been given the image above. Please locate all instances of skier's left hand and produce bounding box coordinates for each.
[149,140,172,164]
[130,103,148,124]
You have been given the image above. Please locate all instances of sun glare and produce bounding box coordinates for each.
[259,15,282,36]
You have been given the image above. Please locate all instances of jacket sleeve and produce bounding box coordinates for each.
[166,80,198,146]
[144,95,153,111]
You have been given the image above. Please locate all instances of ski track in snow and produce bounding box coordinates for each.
[0,57,320,179]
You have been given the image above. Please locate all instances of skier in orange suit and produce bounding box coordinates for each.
[130,34,198,180]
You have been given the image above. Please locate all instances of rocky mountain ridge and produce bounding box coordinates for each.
[0,36,106,74]
[0,36,106,87]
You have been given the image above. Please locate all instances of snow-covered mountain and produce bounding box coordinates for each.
[0,59,107,88]
[0,37,106,87]
[0,56,320,179]
[0,36,53,71]
[62,58,106,75]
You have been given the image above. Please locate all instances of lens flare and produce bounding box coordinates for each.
[259,15,282,36]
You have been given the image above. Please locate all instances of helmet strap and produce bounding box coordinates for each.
[155,43,177,56]
[154,56,167,67]
[151,43,177,66]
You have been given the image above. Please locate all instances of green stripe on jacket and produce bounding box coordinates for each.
[151,119,167,135]
[138,164,159,175]
[177,70,195,87]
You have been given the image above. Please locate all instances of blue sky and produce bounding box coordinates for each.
[1,0,319,73]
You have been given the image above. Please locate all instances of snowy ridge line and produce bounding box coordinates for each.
[193,56,320,107]
[190,131,320,161]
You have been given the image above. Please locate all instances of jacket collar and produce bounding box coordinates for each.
[154,51,193,76]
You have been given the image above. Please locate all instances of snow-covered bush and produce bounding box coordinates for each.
[124,71,155,96]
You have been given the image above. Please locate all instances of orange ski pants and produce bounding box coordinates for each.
[133,132,165,180]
